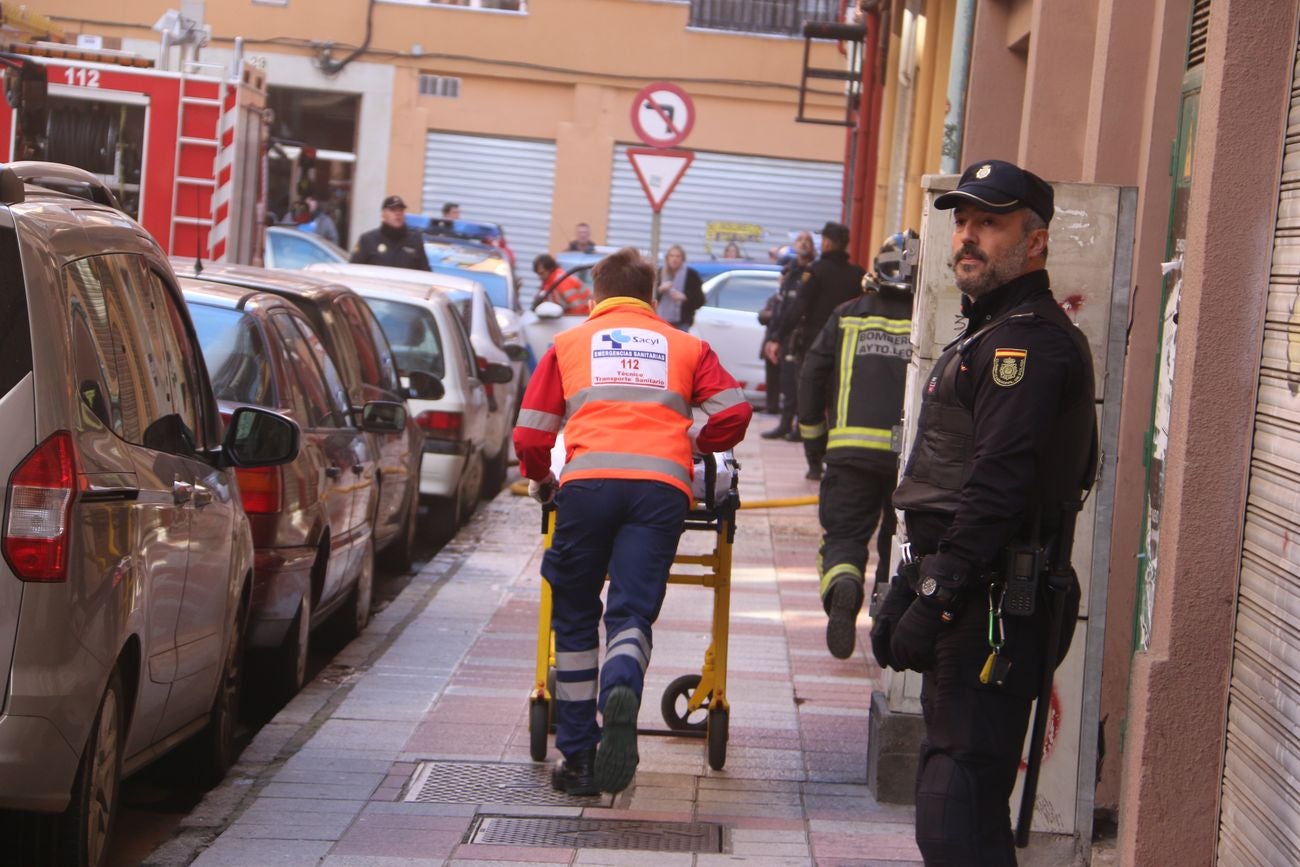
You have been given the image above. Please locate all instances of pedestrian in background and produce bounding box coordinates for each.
[532,254,591,315]
[567,222,598,253]
[513,247,752,796]
[350,195,431,271]
[722,241,743,259]
[799,230,916,659]
[442,202,460,220]
[870,160,1095,865]
[772,222,865,481]
[761,230,816,438]
[654,244,704,331]
[304,195,339,245]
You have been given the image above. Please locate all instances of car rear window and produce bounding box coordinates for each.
[0,223,32,398]
[366,298,446,380]
[709,275,779,313]
[187,302,276,406]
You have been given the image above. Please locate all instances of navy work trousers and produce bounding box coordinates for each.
[541,478,689,759]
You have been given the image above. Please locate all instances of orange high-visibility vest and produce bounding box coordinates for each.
[553,298,703,498]
[544,268,592,315]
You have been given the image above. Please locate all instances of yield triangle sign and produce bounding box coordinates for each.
[626,147,694,213]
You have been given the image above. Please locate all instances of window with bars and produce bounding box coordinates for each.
[688,0,844,37]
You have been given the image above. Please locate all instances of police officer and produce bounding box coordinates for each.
[799,231,916,659]
[869,160,1096,865]
[774,222,865,478]
[512,248,752,797]
[760,230,816,440]
[350,195,432,271]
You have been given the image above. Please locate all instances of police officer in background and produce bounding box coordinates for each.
[350,195,432,271]
[513,248,752,797]
[869,160,1096,865]
[773,221,865,478]
[799,230,916,659]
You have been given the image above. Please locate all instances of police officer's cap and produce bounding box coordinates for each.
[381,195,407,210]
[934,160,1054,226]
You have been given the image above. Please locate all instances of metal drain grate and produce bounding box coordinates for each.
[404,761,602,806]
[469,814,726,853]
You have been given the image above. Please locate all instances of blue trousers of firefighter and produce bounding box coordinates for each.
[541,478,690,760]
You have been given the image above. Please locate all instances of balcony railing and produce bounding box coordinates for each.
[688,0,845,37]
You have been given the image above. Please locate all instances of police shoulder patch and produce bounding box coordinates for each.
[992,348,1027,387]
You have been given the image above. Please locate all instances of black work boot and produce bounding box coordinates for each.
[551,747,598,796]
[760,414,794,439]
[594,686,640,794]
[825,577,864,659]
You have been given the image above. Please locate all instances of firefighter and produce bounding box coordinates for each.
[773,222,866,479]
[798,230,917,659]
[350,195,431,271]
[532,254,592,315]
[512,248,752,796]
[869,160,1096,865]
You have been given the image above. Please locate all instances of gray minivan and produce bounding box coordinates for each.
[0,164,298,867]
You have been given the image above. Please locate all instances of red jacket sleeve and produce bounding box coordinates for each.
[512,348,566,481]
[692,342,753,453]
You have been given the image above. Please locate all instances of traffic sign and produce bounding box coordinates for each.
[630,82,695,148]
[626,147,693,214]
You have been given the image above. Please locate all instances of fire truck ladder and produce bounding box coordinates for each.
[169,63,224,258]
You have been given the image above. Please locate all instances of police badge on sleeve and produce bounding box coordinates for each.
[992,348,1027,387]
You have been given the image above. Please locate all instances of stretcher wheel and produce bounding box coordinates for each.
[529,698,549,762]
[660,674,709,731]
[707,706,728,771]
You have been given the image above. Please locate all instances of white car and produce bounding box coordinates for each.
[264,225,349,269]
[306,263,525,496]
[690,269,781,407]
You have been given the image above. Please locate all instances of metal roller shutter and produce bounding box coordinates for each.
[607,144,843,265]
[421,131,557,295]
[1217,32,1300,867]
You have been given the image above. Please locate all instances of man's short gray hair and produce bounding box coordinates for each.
[1022,209,1049,260]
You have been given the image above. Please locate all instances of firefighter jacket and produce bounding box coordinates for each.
[775,249,865,356]
[512,296,752,500]
[891,269,1097,570]
[797,286,914,472]
[536,267,592,315]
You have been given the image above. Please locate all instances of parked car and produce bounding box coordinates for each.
[691,268,783,406]
[0,163,299,866]
[181,279,407,702]
[264,225,349,270]
[305,263,523,497]
[334,279,507,532]
[172,262,428,570]
[421,237,529,367]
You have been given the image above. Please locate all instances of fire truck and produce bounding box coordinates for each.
[0,40,268,265]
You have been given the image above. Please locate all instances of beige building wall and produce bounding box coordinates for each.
[37,0,847,250]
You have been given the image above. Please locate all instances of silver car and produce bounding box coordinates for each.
[0,163,298,867]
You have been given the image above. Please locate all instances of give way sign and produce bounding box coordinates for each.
[626,147,694,213]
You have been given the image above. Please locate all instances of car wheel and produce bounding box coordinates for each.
[341,538,375,640]
[273,590,311,704]
[378,477,418,572]
[192,593,247,789]
[481,446,509,501]
[427,493,461,546]
[57,670,125,867]
[459,454,483,521]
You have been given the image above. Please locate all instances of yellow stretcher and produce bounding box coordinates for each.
[528,453,741,771]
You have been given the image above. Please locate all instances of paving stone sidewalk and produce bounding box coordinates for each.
[148,432,923,867]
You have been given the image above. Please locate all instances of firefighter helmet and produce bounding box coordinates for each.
[874,229,919,291]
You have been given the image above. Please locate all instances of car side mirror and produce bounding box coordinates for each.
[482,361,513,384]
[222,406,299,467]
[404,369,445,401]
[360,400,407,433]
[504,343,528,363]
[534,300,564,320]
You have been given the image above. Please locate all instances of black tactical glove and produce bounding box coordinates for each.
[888,552,971,672]
[869,573,916,670]
[908,551,970,614]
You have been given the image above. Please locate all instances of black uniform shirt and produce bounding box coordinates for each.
[776,249,864,354]
[918,270,1091,568]
[350,223,432,271]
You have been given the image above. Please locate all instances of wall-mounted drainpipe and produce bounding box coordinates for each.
[940,0,977,173]
[848,1,887,268]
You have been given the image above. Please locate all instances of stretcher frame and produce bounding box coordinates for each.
[528,453,741,771]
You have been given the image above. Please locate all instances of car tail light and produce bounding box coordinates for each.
[236,466,283,514]
[476,356,495,400]
[416,410,463,442]
[4,431,76,582]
